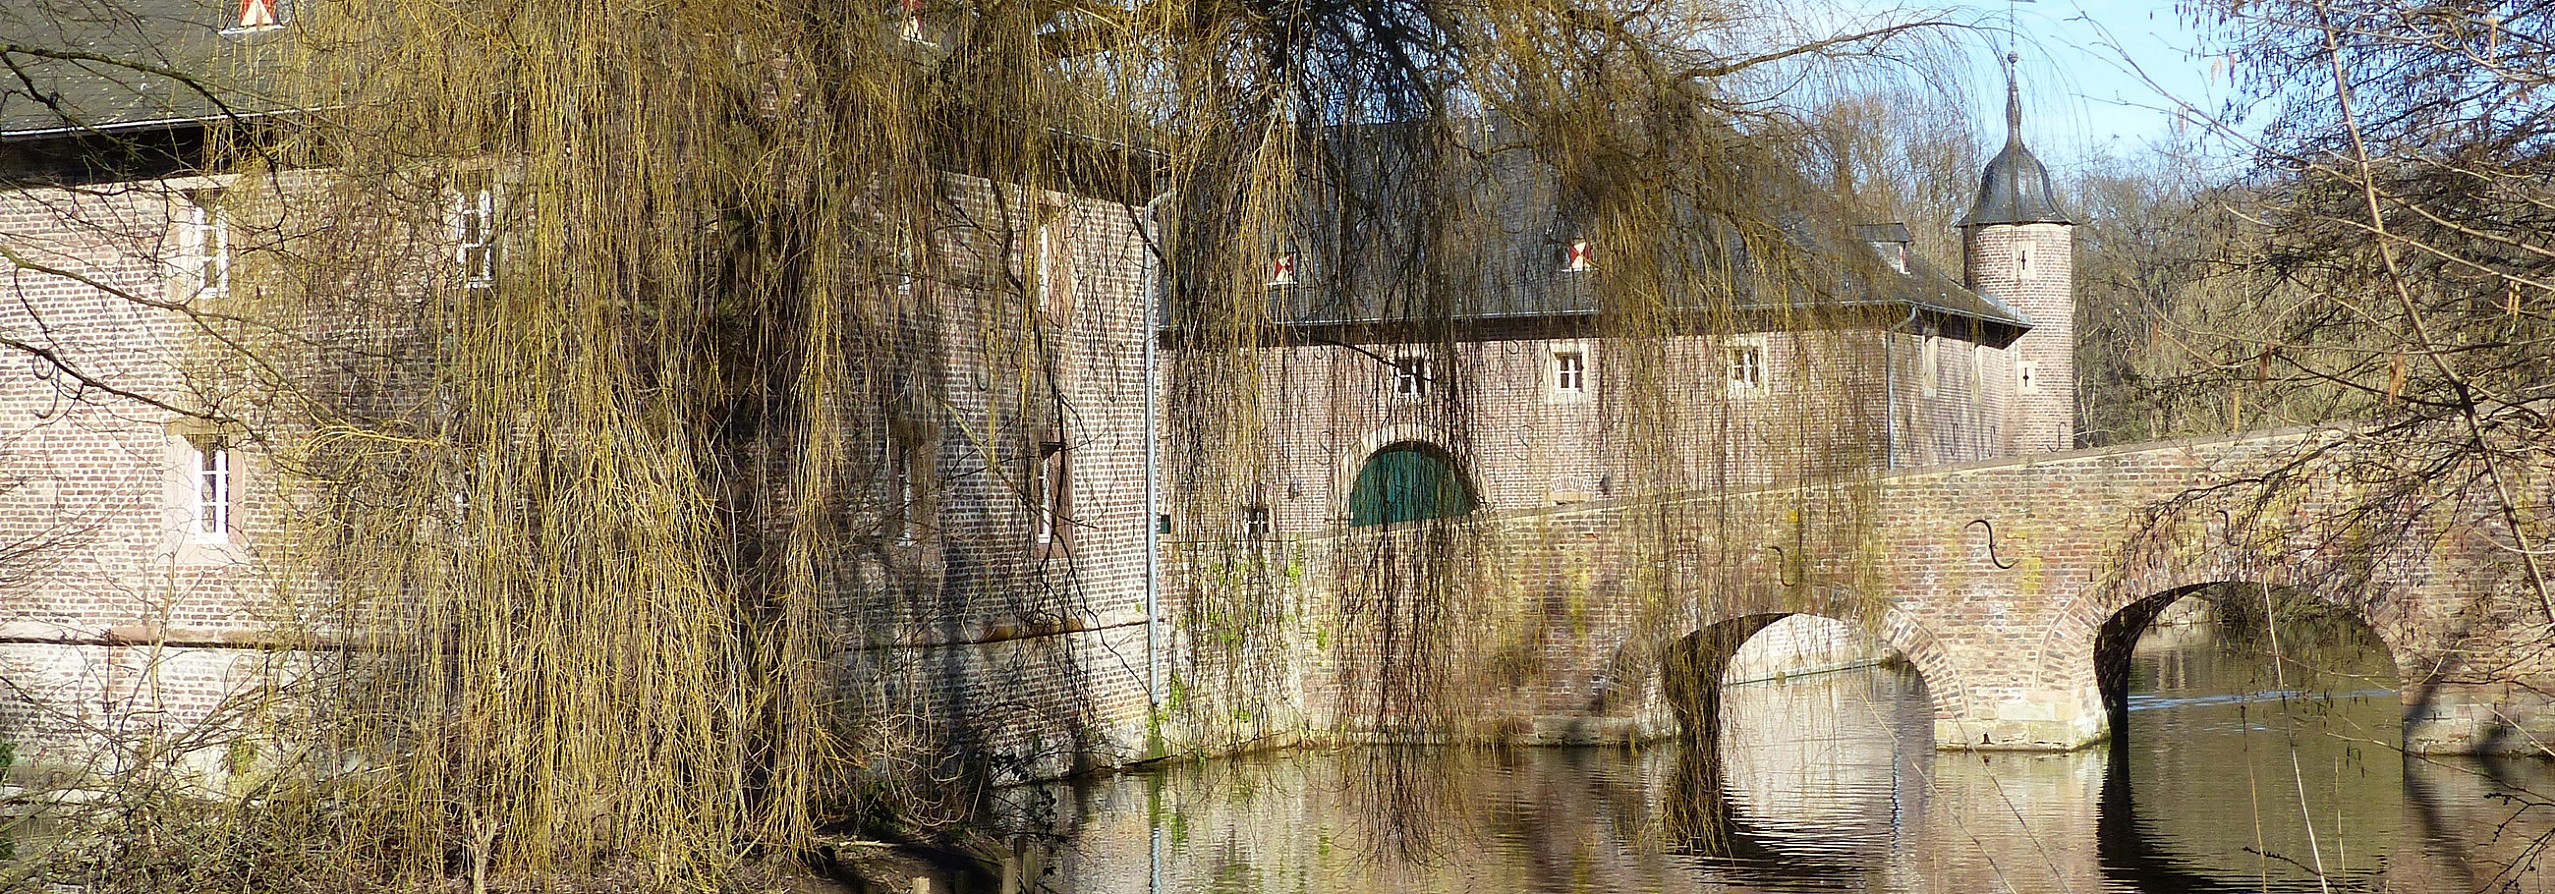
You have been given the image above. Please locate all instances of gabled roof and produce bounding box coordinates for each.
[1,0,289,141]
[1253,117,2031,345]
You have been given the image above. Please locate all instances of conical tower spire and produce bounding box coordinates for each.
[2003,52,2024,147]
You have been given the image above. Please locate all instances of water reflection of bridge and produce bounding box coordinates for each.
[1036,664,2555,893]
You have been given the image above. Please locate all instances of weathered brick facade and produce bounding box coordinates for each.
[0,174,285,777]
[0,159,1174,784]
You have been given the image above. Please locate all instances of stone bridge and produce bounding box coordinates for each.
[1223,427,2555,756]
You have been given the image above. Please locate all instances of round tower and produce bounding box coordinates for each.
[1963,62,2075,454]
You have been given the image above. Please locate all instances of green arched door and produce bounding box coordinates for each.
[1348,444,1476,526]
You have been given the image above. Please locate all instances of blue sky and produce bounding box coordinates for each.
[1946,0,2246,166]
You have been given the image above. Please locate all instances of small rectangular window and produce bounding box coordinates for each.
[1564,240,1593,272]
[456,178,497,291]
[2016,242,2036,281]
[1242,505,1272,537]
[1726,344,1763,394]
[192,435,233,542]
[2016,359,2042,394]
[1033,429,1069,555]
[1919,335,1941,398]
[1392,355,1429,399]
[1553,351,1586,394]
[180,189,229,298]
[888,438,927,546]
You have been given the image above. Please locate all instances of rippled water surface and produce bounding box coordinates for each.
[1034,610,2555,892]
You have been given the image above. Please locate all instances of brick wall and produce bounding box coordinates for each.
[0,165,1171,786]
[0,175,283,771]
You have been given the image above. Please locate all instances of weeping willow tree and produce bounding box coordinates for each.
[7,0,1987,887]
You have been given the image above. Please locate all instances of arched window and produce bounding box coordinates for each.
[1348,444,1475,526]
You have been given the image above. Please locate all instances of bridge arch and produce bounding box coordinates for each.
[1653,585,1971,744]
[2086,513,2418,740]
[2093,579,2408,727]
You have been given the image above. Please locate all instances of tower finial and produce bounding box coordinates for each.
[2004,52,2023,146]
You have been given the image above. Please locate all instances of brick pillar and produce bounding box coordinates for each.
[1932,624,2107,751]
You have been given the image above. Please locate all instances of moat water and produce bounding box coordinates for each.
[1025,607,2555,892]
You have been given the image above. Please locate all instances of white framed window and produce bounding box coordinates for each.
[1241,505,1272,537]
[1564,240,1593,272]
[192,435,233,543]
[1726,341,1764,395]
[2016,359,2042,394]
[1392,355,1429,399]
[455,178,497,290]
[1553,350,1586,395]
[1268,250,1298,286]
[178,189,230,298]
[1919,334,1941,397]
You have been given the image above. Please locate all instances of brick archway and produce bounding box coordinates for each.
[2080,503,2420,716]
[1653,585,1973,744]
[2091,579,2408,727]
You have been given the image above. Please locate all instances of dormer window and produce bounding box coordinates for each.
[1564,240,1593,273]
[229,0,283,31]
[898,0,930,42]
[1855,224,1912,275]
[1268,251,1297,286]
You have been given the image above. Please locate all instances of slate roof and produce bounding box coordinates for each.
[1,0,288,140]
[1258,118,2031,346]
